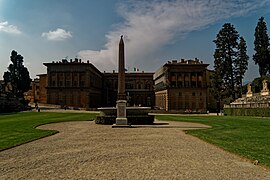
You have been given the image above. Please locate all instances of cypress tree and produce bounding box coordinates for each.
[235,37,249,96]
[253,17,269,77]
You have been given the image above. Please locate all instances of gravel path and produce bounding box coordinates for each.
[1,120,270,179]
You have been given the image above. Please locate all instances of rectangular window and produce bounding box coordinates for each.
[198,75,202,87]
[80,81,85,87]
[66,81,71,87]
[171,81,176,87]
[185,81,189,87]
[184,75,189,87]
[52,81,55,87]
[177,75,183,87]
[197,81,202,87]
[191,81,196,88]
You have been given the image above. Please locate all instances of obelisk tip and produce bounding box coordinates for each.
[120,35,124,44]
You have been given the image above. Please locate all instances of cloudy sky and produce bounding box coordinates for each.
[1,0,270,82]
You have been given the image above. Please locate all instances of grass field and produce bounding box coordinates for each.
[155,115,270,168]
[0,111,96,151]
[2,112,270,168]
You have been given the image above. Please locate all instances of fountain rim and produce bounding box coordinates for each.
[98,107,151,110]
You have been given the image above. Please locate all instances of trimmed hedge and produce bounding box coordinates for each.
[0,97,24,113]
[224,108,270,117]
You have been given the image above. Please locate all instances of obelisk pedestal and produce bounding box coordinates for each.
[115,36,128,126]
[116,100,127,125]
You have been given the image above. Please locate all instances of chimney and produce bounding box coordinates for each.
[172,60,177,64]
[62,59,68,63]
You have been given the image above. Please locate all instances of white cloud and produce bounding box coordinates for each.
[78,0,270,72]
[42,28,72,41]
[0,21,21,34]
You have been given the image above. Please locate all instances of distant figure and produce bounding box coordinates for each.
[35,102,38,110]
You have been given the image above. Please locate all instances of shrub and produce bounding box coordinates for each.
[224,108,270,117]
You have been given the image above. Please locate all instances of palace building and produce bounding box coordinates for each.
[154,59,215,112]
[43,59,103,108]
[39,58,154,109]
[29,57,215,112]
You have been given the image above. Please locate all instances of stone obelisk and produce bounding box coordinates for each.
[115,36,128,125]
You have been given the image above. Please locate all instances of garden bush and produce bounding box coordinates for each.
[224,108,270,117]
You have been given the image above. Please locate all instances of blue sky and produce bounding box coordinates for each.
[1,0,270,82]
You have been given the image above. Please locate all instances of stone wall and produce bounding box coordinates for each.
[224,93,270,109]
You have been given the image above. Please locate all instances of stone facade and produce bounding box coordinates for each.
[24,79,39,103]
[34,58,215,111]
[44,59,103,108]
[42,59,154,109]
[103,72,155,107]
[154,59,215,112]
[24,75,47,104]
[37,74,47,104]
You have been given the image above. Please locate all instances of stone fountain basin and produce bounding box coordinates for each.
[98,107,151,116]
[96,107,153,125]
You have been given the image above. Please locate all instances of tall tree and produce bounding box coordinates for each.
[211,52,225,113]
[213,23,239,101]
[235,36,249,96]
[3,50,31,99]
[253,17,269,77]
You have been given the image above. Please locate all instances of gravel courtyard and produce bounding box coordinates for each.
[1,120,270,179]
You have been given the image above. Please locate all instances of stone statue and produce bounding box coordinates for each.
[246,83,253,97]
[261,79,269,96]
[262,80,268,91]
[247,83,252,93]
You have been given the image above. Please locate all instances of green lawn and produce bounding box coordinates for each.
[0,111,96,151]
[156,115,270,168]
[2,112,270,168]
